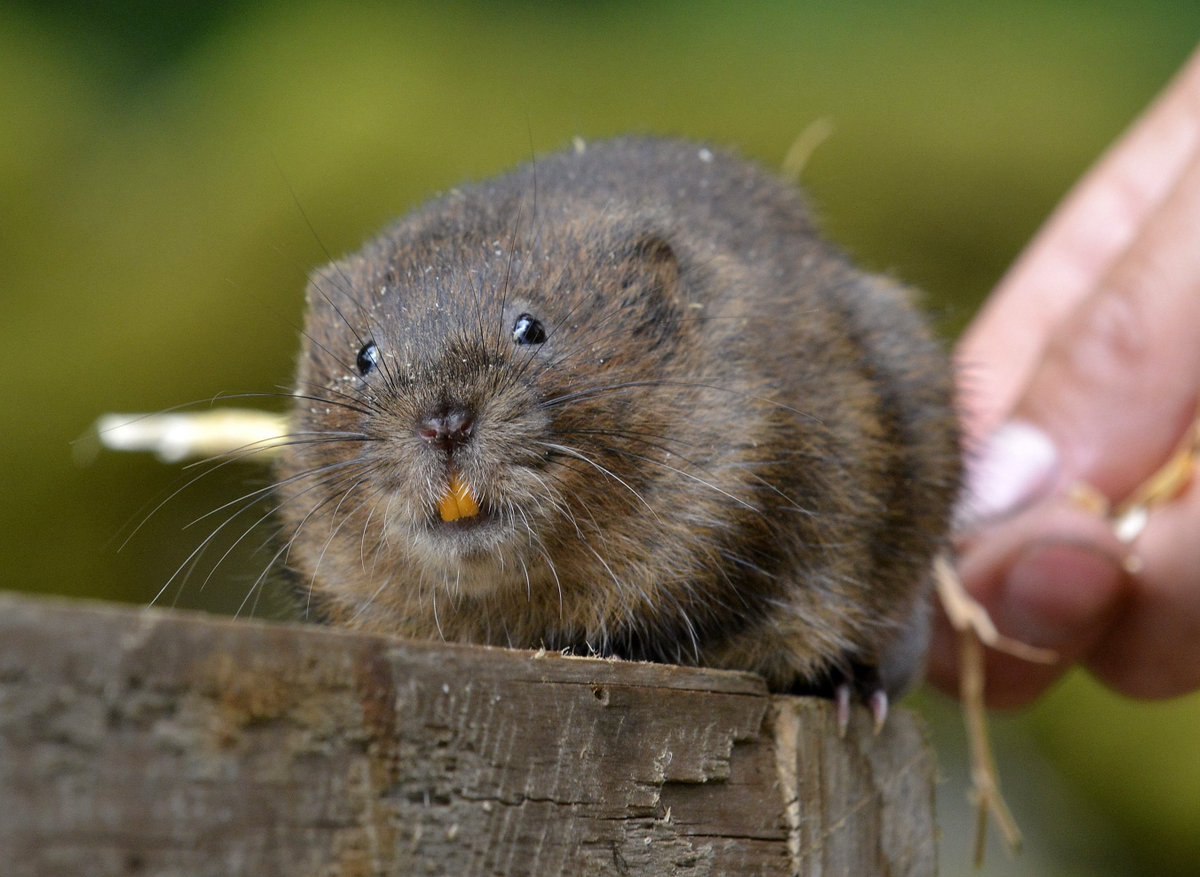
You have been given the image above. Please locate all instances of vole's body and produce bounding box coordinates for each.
[275,138,959,701]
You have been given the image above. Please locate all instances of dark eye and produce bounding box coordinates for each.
[512,313,546,345]
[356,340,380,376]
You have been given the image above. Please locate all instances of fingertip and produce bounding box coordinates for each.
[956,420,1060,533]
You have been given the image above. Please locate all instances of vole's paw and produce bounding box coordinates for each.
[792,660,888,737]
[832,661,888,737]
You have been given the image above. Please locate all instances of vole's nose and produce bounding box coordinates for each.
[417,405,475,454]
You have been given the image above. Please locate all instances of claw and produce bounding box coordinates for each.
[868,689,889,735]
[835,683,853,738]
[793,660,892,735]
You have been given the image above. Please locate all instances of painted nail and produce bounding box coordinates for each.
[957,421,1059,533]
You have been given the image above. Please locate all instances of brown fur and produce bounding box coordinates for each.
[274,137,960,695]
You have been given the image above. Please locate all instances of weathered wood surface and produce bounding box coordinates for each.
[0,592,936,876]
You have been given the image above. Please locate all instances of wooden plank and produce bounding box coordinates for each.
[0,592,936,876]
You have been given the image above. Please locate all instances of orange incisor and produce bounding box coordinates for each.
[438,470,481,522]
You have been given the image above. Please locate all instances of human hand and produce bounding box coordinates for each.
[927,46,1200,707]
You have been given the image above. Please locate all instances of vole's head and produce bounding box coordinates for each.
[277,192,698,613]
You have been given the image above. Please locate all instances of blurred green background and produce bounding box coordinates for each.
[3,1,1198,873]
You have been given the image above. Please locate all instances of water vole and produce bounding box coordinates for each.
[274,137,960,718]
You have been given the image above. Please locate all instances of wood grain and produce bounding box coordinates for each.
[0,592,936,876]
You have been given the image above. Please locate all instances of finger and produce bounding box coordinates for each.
[1014,145,1200,503]
[927,498,1127,708]
[1086,481,1200,698]
[958,46,1200,443]
[959,138,1200,532]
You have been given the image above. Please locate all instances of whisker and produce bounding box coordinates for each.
[535,441,661,522]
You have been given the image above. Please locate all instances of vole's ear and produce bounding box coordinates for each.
[614,233,689,347]
[620,233,681,302]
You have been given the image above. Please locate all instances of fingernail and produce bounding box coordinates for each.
[957,421,1059,532]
